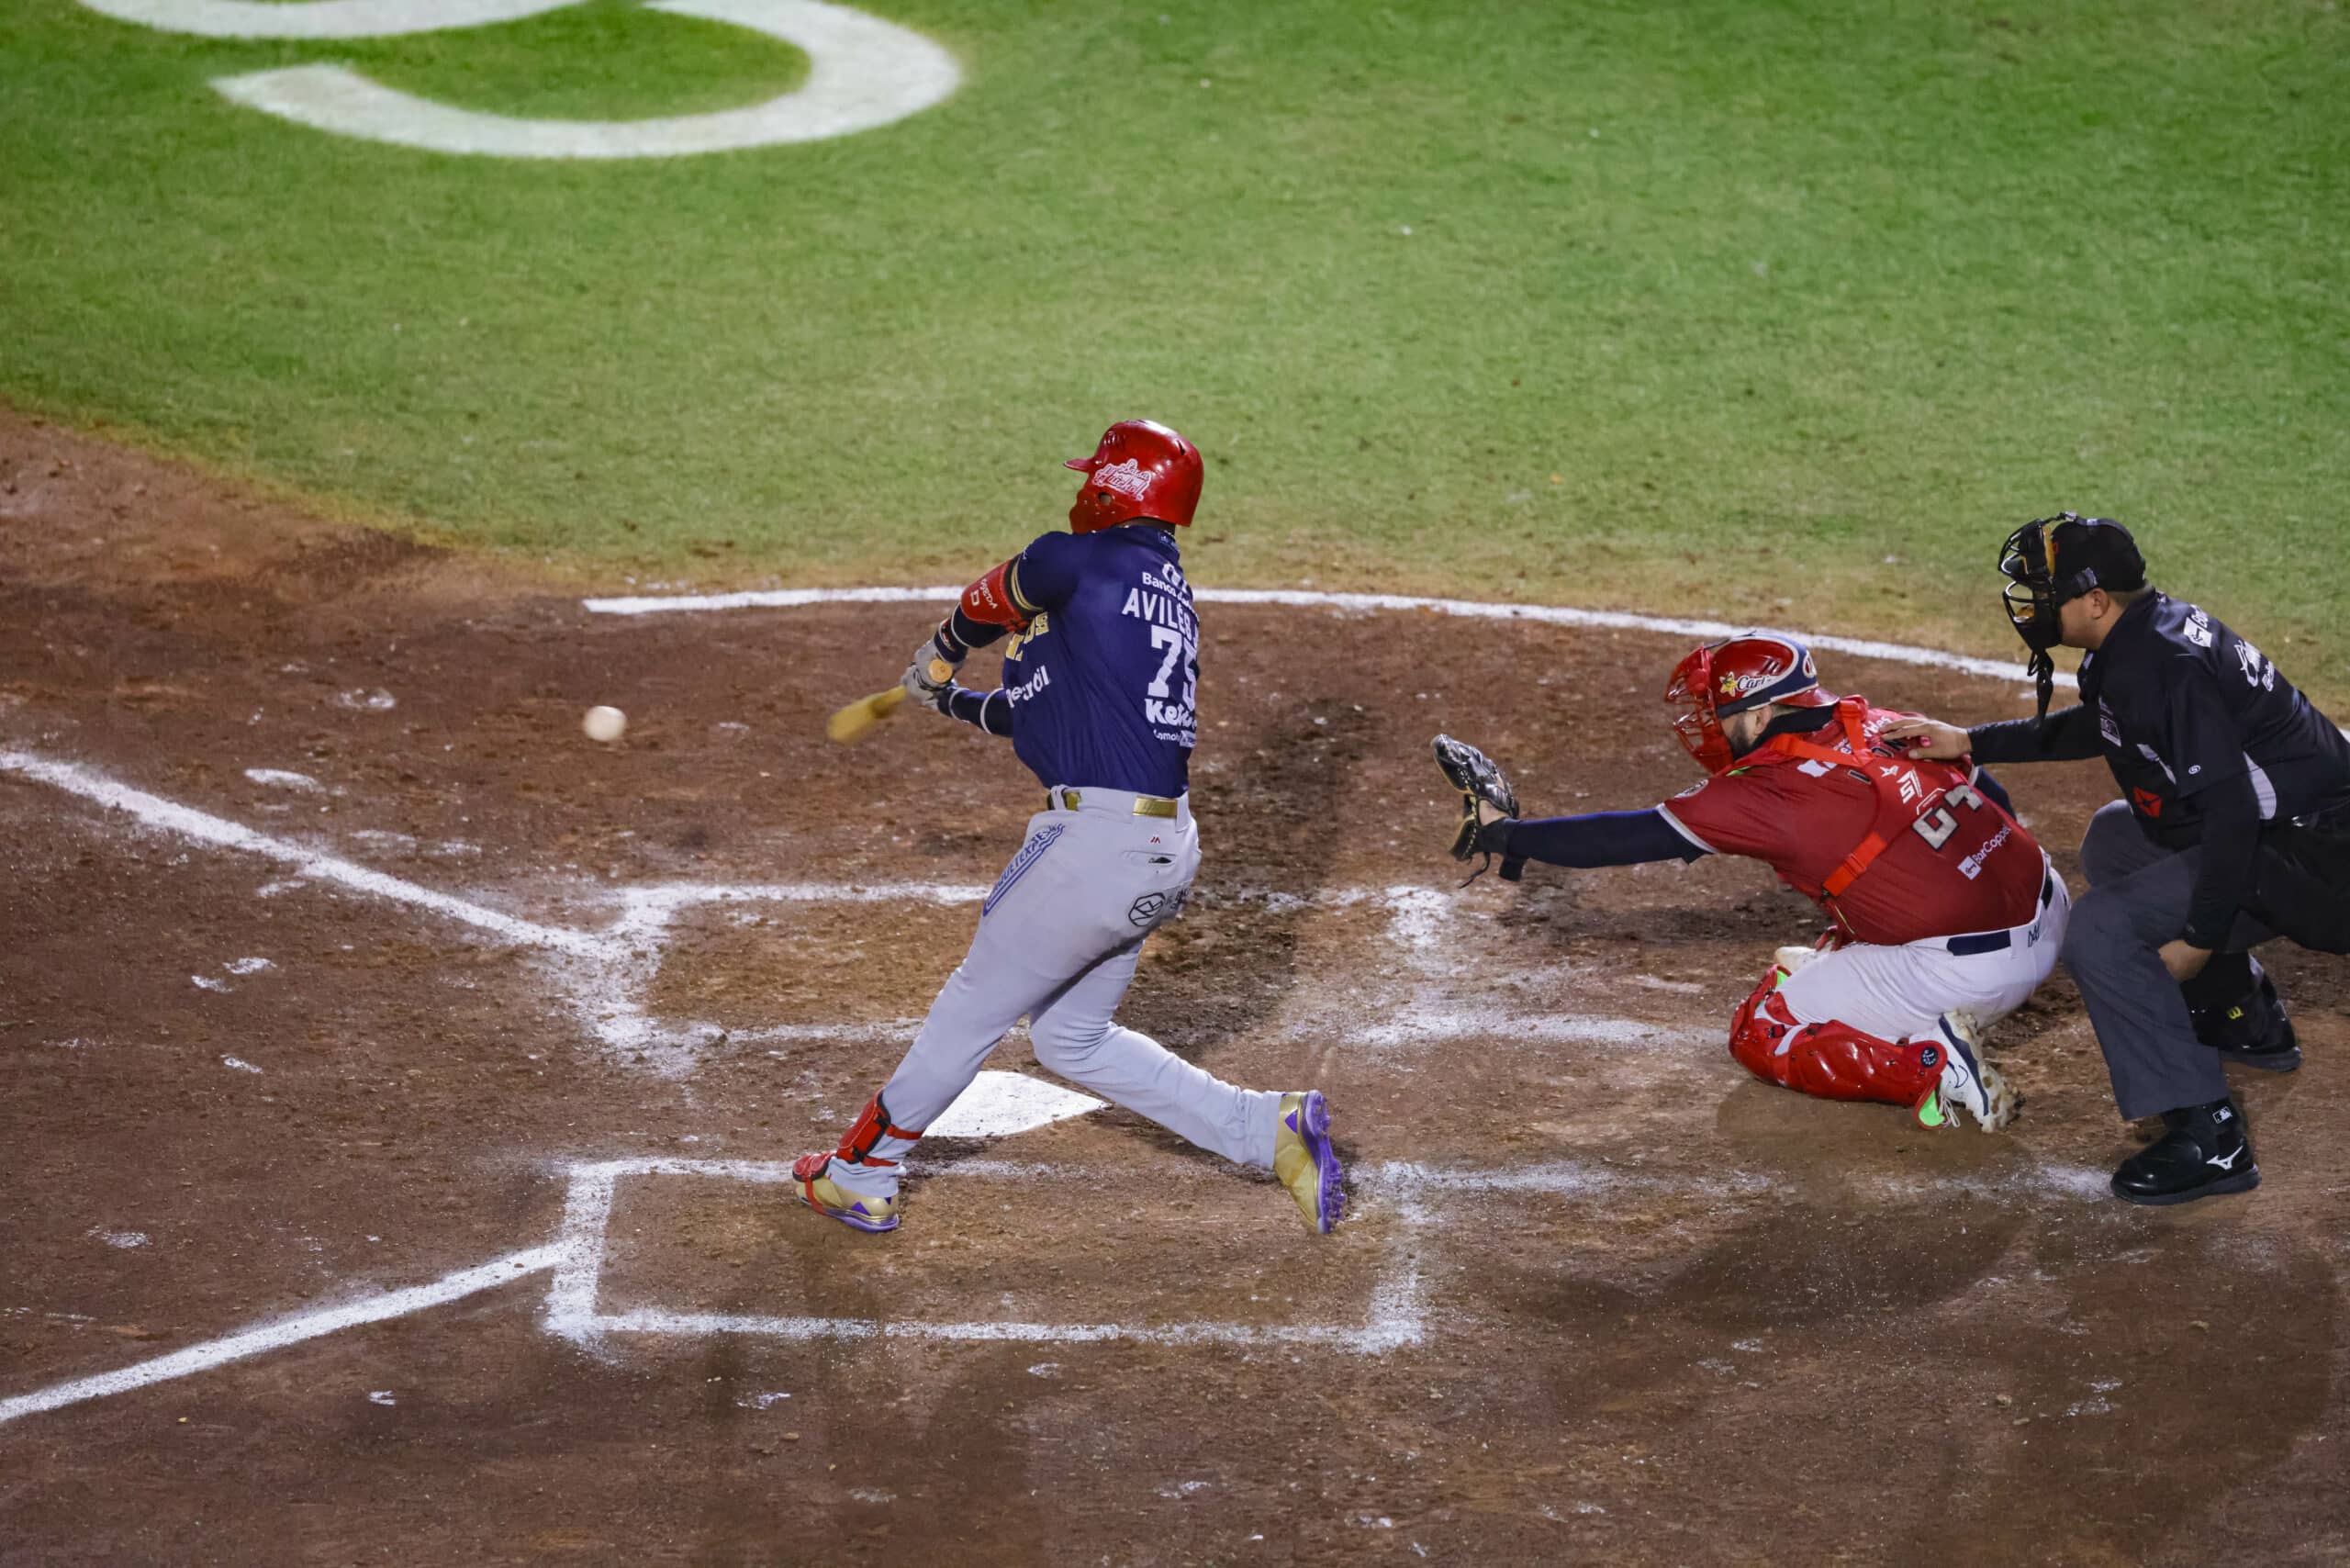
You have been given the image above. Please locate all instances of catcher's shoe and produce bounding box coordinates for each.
[1917,1012,2014,1132]
[1274,1091,1346,1234]
[791,1152,901,1234]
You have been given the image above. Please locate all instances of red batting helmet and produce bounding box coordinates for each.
[1662,633,1837,774]
[1065,420,1202,533]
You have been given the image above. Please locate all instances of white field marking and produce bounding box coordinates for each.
[205,0,961,160]
[1376,1160,1767,1200]
[1880,1163,2113,1202]
[541,1156,1427,1354]
[226,957,275,976]
[191,975,230,993]
[0,1247,562,1428]
[0,1151,2110,1428]
[923,1073,1104,1139]
[0,751,599,958]
[87,1228,150,1249]
[221,1056,263,1073]
[241,768,323,791]
[1350,1007,1710,1052]
[578,585,2080,694]
[0,748,1743,1066]
[78,0,576,39]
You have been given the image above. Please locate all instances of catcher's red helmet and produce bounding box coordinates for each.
[1065,420,1202,534]
[1663,633,1836,774]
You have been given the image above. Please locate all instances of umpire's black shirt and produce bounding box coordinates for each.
[1968,591,2350,948]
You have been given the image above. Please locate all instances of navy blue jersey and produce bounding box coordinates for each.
[978,527,1199,796]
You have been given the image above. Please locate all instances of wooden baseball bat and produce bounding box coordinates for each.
[824,656,954,745]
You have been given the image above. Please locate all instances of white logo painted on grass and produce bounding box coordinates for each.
[77,0,960,160]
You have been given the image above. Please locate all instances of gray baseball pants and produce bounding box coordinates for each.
[2062,801,2274,1120]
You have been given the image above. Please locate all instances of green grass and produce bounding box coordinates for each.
[2,0,2345,699]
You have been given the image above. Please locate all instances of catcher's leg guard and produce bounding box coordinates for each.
[1728,971,1944,1117]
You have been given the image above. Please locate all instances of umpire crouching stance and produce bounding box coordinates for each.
[1886,514,2350,1204]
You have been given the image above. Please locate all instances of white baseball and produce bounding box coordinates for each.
[583,705,627,743]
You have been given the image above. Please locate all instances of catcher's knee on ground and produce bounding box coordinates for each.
[1727,971,1941,1108]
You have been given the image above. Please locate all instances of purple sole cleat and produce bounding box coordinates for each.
[1279,1090,1347,1234]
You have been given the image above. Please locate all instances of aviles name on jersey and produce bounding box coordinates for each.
[1124,572,1198,746]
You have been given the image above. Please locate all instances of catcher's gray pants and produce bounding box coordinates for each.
[2062,801,2274,1120]
[832,789,1283,1197]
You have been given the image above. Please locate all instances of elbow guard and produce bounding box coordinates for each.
[959,558,1033,633]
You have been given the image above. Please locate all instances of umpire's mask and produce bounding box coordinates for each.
[1998,513,2145,726]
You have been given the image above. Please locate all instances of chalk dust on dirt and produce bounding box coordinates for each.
[3,411,2345,1566]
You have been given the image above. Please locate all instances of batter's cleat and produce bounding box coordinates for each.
[791,1152,901,1234]
[2111,1098,2260,1206]
[1274,1091,1346,1234]
[1917,1013,2015,1132]
[2193,972,2301,1073]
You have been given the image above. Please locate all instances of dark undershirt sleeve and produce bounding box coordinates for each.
[1972,767,2014,815]
[942,609,1008,655]
[1968,705,2104,764]
[944,688,1015,738]
[2183,770,2261,950]
[1504,808,1708,869]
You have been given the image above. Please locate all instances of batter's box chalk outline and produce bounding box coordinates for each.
[0,1153,2121,1433]
[542,1157,1428,1353]
[0,747,1672,1071]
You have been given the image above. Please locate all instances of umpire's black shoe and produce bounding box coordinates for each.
[2111,1098,2260,1206]
[2193,972,2301,1072]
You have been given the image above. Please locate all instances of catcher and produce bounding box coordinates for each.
[1436,633,2069,1130]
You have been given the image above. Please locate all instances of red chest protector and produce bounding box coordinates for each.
[1739,698,2020,931]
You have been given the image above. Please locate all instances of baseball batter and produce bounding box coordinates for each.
[1438,634,2069,1129]
[793,420,1345,1234]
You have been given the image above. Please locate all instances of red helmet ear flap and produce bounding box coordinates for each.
[1663,644,1734,775]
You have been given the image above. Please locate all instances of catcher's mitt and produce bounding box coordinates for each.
[1432,734,1525,883]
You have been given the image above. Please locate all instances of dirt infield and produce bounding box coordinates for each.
[4,411,2347,1566]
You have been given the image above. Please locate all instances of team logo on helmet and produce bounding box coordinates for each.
[1718,662,1786,700]
[1090,458,1154,500]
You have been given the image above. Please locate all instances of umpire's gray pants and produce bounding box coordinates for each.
[2062,801,2272,1120]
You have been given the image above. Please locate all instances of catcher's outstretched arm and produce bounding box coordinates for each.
[1504,809,1707,869]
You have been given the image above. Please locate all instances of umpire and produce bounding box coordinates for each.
[1886,514,2350,1205]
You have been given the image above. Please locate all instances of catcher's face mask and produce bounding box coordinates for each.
[1663,646,1735,775]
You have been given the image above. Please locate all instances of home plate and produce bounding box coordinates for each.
[924,1070,1105,1138]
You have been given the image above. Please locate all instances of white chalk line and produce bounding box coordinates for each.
[543,1157,1423,1354]
[0,747,1697,1064]
[0,1150,2113,1429]
[0,750,599,958]
[0,1247,561,1428]
[576,584,2082,692]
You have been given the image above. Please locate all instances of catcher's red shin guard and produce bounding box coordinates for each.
[1727,971,1942,1109]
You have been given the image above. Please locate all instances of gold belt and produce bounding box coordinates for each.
[1051,789,1179,819]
